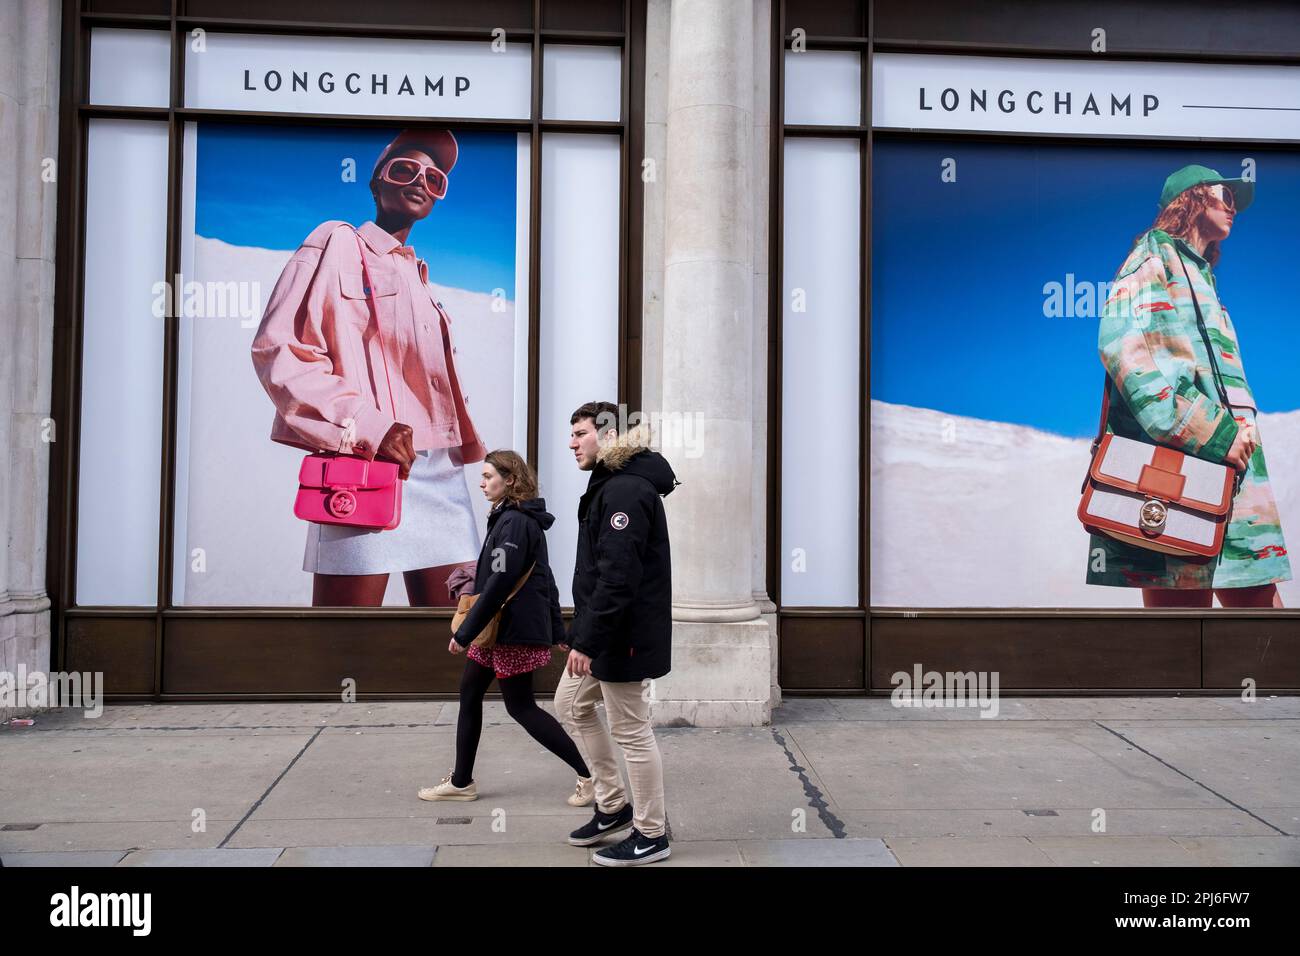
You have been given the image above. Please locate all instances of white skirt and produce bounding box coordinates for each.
[303,447,482,575]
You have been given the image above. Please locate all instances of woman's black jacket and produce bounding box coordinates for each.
[451,497,565,649]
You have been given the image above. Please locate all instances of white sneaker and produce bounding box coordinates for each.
[567,776,595,807]
[418,770,478,802]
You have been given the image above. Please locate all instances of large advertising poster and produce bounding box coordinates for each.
[171,122,529,607]
[870,142,1300,609]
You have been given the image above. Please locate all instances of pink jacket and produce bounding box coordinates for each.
[251,219,487,465]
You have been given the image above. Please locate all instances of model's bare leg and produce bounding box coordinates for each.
[1214,584,1281,608]
[1142,588,1213,608]
[313,572,390,607]
[403,563,463,607]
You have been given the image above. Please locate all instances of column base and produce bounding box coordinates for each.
[0,599,52,721]
[649,618,774,727]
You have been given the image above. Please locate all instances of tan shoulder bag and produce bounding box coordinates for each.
[450,563,536,649]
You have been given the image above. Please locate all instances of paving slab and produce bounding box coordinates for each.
[736,837,898,867]
[318,724,457,738]
[771,699,842,722]
[117,848,284,867]
[885,836,1055,867]
[1169,836,1300,866]
[836,807,1277,839]
[1008,697,1265,721]
[0,732,314,823]
[1097,720,1300,810]
[0,850,128,866]
[785,721,1227,813]
[249,725,603,821]
[654,840,745,866]
[435,701,519,726]
[5,725,306,739]
[80,703,342,730]
[658,726,833,842]
[1251,807,1300,832]
[274,845,437,866]
[431,843,591,866]
[0,822,236,854]
[1210,697,1300,719]
[226,813,584,848]
[323,702,445,728]
[1029,836,1200,867]
[823,698,1043,722]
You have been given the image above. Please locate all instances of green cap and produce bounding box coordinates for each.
[1159,164,1253,212]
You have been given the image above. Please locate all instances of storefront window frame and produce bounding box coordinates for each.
[771,0,1300,695]
[49,0,648,696]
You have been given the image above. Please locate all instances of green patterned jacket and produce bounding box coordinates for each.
[1087,227,1292,590]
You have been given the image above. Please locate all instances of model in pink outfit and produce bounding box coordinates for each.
[251,128,487,607]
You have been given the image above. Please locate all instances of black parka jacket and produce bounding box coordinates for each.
[452,497,565,649]
[568,426,678,682]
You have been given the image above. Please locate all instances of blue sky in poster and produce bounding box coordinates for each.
[195,124,517,295]
[870,141,1300,436]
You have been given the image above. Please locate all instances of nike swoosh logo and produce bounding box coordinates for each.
[597,820,618,830]
[633,844,656,856]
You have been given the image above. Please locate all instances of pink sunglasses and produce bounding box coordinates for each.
[379,157,449,200]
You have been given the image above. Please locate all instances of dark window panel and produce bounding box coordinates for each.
[84,0,170,15]
[870,618,1202,690]
[64,618,158,695]
[874,0,1300,56]
[180,0,533,30]
[1204,620,1300,689]
[542,0,624,34]
[784,0,866,39]
[779,615,866,690]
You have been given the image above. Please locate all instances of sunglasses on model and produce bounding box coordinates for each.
[1209,184,1236,213]
[380,157,449,200]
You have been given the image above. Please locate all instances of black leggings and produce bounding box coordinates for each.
[452,657,590,788]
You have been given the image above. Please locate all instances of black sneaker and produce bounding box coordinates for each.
[591,827,670,866]
[567,803,634,847]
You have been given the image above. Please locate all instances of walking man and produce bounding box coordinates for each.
[556,401,678,866]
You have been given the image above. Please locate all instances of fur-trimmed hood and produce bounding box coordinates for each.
[594,423,678,496]
[596,422,652,471]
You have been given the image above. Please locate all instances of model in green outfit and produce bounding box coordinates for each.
[1086,165,1291,608]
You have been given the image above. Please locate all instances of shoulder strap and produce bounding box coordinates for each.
[1174,250,1233,411]
[1091,372,1111,454]
[350,228,397,423]
[1092,249,1235,455]
[1175,250,1245,493]
[503,563,536,606]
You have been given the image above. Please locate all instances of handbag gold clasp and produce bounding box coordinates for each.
[1138,497,1168,536]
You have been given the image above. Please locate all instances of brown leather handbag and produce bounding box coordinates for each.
[450,563,536,649]
[1078,254,1242,563]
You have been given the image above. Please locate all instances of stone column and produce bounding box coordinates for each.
[0,0,59,718]
[654,0,772,726]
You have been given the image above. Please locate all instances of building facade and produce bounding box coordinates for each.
[3,0,1298,724]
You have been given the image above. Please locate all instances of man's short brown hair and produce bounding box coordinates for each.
[570,401,621,436]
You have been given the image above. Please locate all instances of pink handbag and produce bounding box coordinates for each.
[292,229,403,531]
[294,453,402,530]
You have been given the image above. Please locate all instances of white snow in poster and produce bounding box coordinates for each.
[870,399,1300,608]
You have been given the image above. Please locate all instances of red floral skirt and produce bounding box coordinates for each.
[466,642,554,679]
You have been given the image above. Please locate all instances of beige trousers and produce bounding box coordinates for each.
[553,668,666,839]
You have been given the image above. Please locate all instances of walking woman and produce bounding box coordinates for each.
[1086,164,1291,606]
[252,128,485,607]
[418,450,591,800]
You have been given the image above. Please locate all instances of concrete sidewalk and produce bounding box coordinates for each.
[1,696,1297,867]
